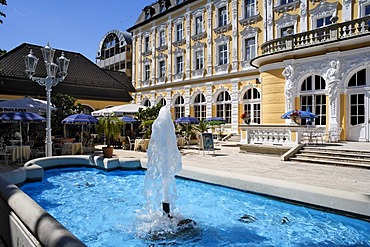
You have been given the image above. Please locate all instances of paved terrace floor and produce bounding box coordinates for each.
[1,141,369,195]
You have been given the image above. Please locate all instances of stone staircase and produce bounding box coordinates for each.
[290,145,370,169]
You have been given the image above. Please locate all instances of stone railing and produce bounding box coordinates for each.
[240,124,302,146]
[261,16,370,55]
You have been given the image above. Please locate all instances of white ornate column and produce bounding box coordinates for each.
[150,90,156,106]
[342,0,352,21]
[151,27,156,84]
[231,0,238,72]
[323,60,341,141]
[136,93,142,105]
[299,0,308,32]
[282,64,296,124]
[167,19,173,82]
[231,79,239,133]
[264,0,274,41]
[185,11,191,80]
[206,3,213,76]
[206,82,213,118]
[131,35,136,87]
[184,85,191,116]
[166,88,172,107]
[137,33,142,87]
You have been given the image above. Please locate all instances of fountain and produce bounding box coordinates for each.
[137,106,197,240]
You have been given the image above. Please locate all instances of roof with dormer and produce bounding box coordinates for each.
[0,43,133,102]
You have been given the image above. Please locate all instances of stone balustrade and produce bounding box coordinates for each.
[261,16,370,55]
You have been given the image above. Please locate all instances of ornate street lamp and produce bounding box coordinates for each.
[24,43,70,157]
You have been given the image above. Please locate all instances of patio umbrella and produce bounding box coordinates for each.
[0,112,45,163]
[120,116,137,123]
[62,114,98,142]
[91,104,147,117]
[174,116,200,124]
[281,110,318,119]
[0,96,56,113]
[204,117,227,123]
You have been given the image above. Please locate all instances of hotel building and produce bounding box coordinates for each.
[127,0,370,143]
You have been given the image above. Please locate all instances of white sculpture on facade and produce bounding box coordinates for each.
[282,65,295,112]
[323,60,340,111]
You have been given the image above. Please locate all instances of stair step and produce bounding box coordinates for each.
[290,157,370,169]
[300,150,370,159]
[295,153,370,164]
[303,147,370,155]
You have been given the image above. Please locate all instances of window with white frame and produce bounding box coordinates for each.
[195,15,203,35]
[300,75,326,125]
[193,93,206,121]
[245,0,256,18]
[276,13,297,38]
[349,69,366,87]
[159,60,166,78]
[174,95,185,119]
[216,90,232,123]
[219,44,228,65]
[144,36,150,52]
[244,37,256,61]
[310,2,337,29]
[176,56,183,74]
[159,30,166,46]
[242,88,261,124]
[218,6,228,27]
[195,50,204,70]
[157,97,166,106]
[176,23,183,41]
[359,0,370,17]
[348,69,367,126]
[366,4,370,15]
[144,64,150,81]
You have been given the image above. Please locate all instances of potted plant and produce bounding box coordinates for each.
[97,114,123,158]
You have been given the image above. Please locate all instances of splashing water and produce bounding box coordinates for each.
[136,106,196,240]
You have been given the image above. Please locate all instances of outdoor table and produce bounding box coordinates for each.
[62,142,82,155]
[8,145,31,162]
[177,137,186,147]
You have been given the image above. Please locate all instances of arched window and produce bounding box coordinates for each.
[81,105,94,115]
[101,34,119,60]
[157,98,166,106]
[300,75,326,125]
[174,95,185,119]
[143,99,151,107]
[216,91,231,123]
[193,93,206,121]
[242,88,260,124]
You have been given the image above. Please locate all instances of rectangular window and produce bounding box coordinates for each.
[176,56,183,73]
[159,61,166,78]
[350,94,365,125]
[245,38,256,61]
[281,0,294,4]
[176,23,183,41]
[195,15,203,35]
[195,51,204,70]
[316,16,332,28]
[144,36,150,52]
[366,5,370,15]
[218,6,227,27]
[194,105,206,121]
[219,44,228,65]
[144,64,150,80]
[245,0,255,18]
[159,31,166,46]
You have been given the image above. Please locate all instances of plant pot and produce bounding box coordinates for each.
[102,146,114,158]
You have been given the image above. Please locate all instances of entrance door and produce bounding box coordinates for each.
[347,93,369,141]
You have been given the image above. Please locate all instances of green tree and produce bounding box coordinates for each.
[0,49,6,56]
[135,104,163,138]
[51,93,83,136]
[96,114,123,147]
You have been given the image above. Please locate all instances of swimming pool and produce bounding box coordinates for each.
[20,167,370,246]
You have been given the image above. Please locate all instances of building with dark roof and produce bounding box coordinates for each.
[96,30,133,81]
[0,43,133,113]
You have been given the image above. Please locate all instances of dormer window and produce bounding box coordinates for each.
[144,6,155,20]
[145,11,151,20]
[160,3,166,12]
[177,0,183,4]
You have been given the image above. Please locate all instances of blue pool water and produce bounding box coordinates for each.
[21,168,370,246]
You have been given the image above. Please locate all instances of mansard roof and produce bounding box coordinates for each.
[127,0,198,32]
[0,43,133,102]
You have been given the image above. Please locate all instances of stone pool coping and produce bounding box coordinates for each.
[0,155,369,246]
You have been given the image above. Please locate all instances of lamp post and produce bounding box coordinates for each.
[24,43,70,157]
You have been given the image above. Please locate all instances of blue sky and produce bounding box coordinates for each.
[0,0,152,61]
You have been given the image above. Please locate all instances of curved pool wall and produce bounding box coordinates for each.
[0,155,369,246]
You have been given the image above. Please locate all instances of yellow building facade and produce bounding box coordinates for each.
[128,0,370,143]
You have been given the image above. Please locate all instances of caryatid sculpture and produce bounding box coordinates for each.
[323,60,340,114]
[282,65,295,112]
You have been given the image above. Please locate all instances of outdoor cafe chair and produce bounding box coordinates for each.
[127,136,135,151]
[0,143,13,165]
